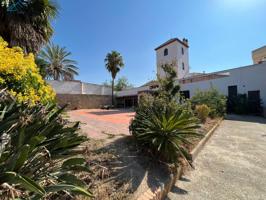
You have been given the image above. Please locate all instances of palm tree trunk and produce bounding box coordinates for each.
[111,79,114,106]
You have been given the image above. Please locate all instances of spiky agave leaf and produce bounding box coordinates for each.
[131,104,201,164]
[0,90,91,198]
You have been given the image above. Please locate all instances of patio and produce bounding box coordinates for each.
[67,109,135,139]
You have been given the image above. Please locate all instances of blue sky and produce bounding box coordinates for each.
[52,0,266,86]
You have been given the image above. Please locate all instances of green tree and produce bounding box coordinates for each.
[104,51,124,105]
[37,43,79,80]
[156,64,180,101]
[103,77,133,91]
[0,0,58,54]
[115,76,133,91]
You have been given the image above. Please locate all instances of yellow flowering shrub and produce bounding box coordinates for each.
[0,38,55,104]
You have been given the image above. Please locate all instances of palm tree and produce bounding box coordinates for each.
[105,51,124,105]
[0,0,58,54]
[37,43,79,81]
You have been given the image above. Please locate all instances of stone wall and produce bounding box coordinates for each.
[56,94,112,110]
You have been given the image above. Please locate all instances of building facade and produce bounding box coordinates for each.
[117,38,266,116]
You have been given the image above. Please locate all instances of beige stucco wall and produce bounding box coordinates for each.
[56,94,112,110]
[252,46,266,64]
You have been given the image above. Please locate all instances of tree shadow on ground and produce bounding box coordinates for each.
[170,185,188,195]
[89,136,171,198]
[226,114,266,124]
[179,176,191,182]
[88,109,134,116]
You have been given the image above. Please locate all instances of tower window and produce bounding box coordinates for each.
[182,62,185,70]
[164,48,168,56]
[182,47,184,55]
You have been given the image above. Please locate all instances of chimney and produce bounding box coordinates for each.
[183,38,189,46]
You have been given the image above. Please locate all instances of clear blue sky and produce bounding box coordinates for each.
[52,0,266,86]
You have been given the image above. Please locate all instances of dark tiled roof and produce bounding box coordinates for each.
[155,38,189,50]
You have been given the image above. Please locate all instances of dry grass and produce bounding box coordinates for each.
[77,138,133,200]
[75,118,221,200]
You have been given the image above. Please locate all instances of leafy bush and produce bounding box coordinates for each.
[0,90,92,199]
[191,88,227,117]
[130,64,200,165]
[0,38,55,105]
[195,104,210,123]
[130,99,200,164]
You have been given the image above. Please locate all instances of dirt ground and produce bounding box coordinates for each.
[68,109,221,200]
[67,109,135,139]
[80,136,171,200]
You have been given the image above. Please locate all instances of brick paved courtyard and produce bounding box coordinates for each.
[67,109,135,139]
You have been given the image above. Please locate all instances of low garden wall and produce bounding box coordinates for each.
[56,94,112,110]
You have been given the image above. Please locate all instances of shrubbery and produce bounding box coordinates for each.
[0,91,91,199]
[0,38,55,105]
[130,64,200,165]
[130,95,200,164]
[191,88,227,117]
[195,104,211,123]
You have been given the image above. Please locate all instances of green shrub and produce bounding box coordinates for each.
[130,96,200,164]
[0,38,55,105]
[0,90,92,199]
[195,104,211,123]
[191,88,227,117]
[130,64,200,165]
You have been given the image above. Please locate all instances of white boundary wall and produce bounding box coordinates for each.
[47,80,112,95]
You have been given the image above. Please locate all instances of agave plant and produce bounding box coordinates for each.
[0,90,92,199]
[130,102,201,164]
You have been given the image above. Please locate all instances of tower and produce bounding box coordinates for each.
[252,45,266,64]
[155,38,189,79]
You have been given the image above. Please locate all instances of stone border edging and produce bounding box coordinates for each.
[190,118,223,161]
[136,118,223,200]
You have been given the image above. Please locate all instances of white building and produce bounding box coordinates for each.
[155,38,189,79]
[117,38,266,116]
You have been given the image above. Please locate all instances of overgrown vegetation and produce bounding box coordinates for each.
[0,90,92,199]
[191,87,227,117]
[195,104,211,123]
[0,38,55,105]
[130,64,200,165]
